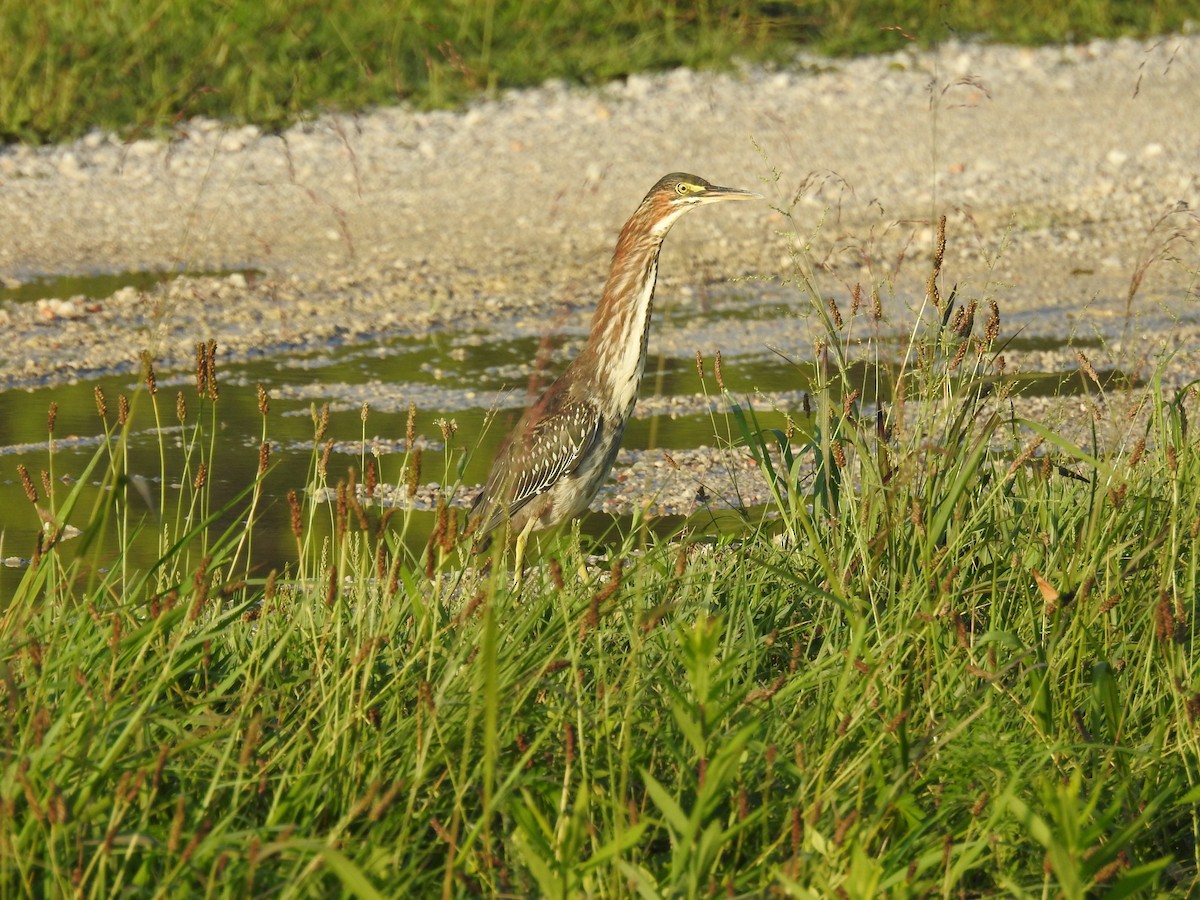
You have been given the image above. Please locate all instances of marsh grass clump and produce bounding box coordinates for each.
[2,214,1199,895]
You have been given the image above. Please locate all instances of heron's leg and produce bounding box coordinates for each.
[570,521,589,583]
[512,517,538,590]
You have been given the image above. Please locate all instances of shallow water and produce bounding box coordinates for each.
[0,267,266,307]
[0,284,1130,598]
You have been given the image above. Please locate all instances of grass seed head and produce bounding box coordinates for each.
[1075,350,1101,389]
[141,350,157,395]
[94,385,107,419]
[1130,437,1146,468]
[335,480,348,543]
[195,343,207,396]
[46,401,58,433]
[952,298,976,337]
[985,299,1000,343]
[375,543,387,580]
[934,214,947,270]
[314,402,330,442]
[365,457,378,502]
[949,339,969,370]
[256,383,270,416]
[17,464,37,504]
[828,294,843,328]
[1155,591,1175,642]
[406,449,422,499]
[189,556,212,621]
[834,809,859,846]
[205,339,219,401]
[325,565,337,607]
[318,439,333,478]
[117,394,130,426]
[176,391,187,423]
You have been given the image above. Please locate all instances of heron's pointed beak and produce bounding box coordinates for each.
[699,184,764,203]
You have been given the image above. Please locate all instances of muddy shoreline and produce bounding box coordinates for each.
[1,36,1197,403]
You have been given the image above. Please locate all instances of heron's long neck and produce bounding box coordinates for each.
[579,205,684,413]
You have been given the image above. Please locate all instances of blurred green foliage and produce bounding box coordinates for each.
[0,0,1195,143]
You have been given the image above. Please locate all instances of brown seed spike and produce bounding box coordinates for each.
[167,796,185,854]
[176,391,187,424]
[934,214,947,271]
[47,401,58,434]
[1075,351,1101,390]
[695,350,704,381]
[985,299,1000,344]
[714,350,726,391]
[1130,437,1146,468]
[256,383,270,416]
[406,449,422,499]
[258,441,270,476]
[315,403,330,442]
[365,457,378,504]
[94,385,107,420]
[17,464,38,504]
[189,555,211,621]
[335,480,348,543]
[205,340,219,401]
[287,489,303,540]
[117,394,130,426]
[405,402,416,449]
[949,339,969,371]
[828,295,843,329]
[195,343,207,396]
[141,350,157,395]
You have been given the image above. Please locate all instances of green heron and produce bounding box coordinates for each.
[470,172,762,583]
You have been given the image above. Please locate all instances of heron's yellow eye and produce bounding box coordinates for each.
[675,182,693,196]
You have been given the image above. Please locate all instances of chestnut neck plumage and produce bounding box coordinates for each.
[575,196,689,416]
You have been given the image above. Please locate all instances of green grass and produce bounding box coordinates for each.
[2,0,1197,143]
[3,206,1198,896]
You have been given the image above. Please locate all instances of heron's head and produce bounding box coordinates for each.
[640,172,762,235]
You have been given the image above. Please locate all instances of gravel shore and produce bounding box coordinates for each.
[2,35,1198,382]
[1,36,1198,515]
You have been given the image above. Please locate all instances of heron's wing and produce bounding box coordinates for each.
[474,395,604,536]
